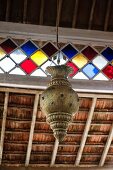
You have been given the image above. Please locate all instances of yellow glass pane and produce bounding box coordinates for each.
[72,53,88,68]
[0,48,6,59]
[31,50,48,66]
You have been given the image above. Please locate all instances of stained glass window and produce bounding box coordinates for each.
[0,38,113,81]
[62,44,78,59]
[30,50,48,66]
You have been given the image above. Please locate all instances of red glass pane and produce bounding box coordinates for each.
[20,59,37,74]
[82,46,98,60]
[102,64,113,79]
[0,39,17,54]
[66,62,79,77]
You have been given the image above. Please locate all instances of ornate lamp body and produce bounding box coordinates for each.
[40,65,79,142]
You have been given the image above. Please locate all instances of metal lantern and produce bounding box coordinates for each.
[40,65,79,142]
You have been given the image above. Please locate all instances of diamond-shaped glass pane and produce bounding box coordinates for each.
[92,55,108,70]
[41,60,56,74]
[20,59,37,74]
[31,69,47,77]
[0,48,6,59]
[82,63,99,79]
[62,44,78,59]
[93,73,108,81]
[21,41,38,56]
[72,53,88,68]
[52,52,68,65]
[73,72,89,80]
[102,64,113,79]
[10,49,27,64]
[9,67,26,75]
[41,42,58,57]
[31,50,48,66]
[66,62,79,77]
[82,46,98,60]
[101,47,113,61]
[0,39,17,54]
[0,57,16,72]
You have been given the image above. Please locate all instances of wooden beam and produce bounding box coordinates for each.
[5,0,11,21]
[25,93,39,166]
[50,139,59,166]
[75,97,97,166]
[104,0,112,31]
[1,21,113,46]
[1,165,113,170]
[72,0,79,28]
[99,123,113,166]
[56,0,63,27]
[39,0,44,25]
[23,0,28,23]
[88,0,96,29]
[0,92,9,164]
[0,73,113,94]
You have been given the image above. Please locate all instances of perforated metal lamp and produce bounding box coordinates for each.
[40,65,79,142]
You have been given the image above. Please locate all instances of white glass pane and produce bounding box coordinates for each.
[73,72,89,80]
[31,69,47,77]
[92,55,108,70]
[52,52,68,65]
[93,73,108,81]
[0,57,15,72]
[10,49,27,64]
[9,67,25,75]
[41,60,55,74]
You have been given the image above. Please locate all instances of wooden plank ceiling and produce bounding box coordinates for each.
[0,0,113,32]
[0,88,113,167]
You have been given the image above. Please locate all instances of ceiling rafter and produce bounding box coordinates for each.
[5,0,11,21]
[56,0,63,27]
[104,0,112,31]
[99,123,113,166]
[0,92,9,164]
[74,97,97,166]
[23,0,28,23]
[39,0,44,25]
[50,139,59,166]
[88,0,96,29]
[72,0,79,28]
[25,93,39,166]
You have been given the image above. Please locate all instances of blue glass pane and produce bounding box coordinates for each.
[61,44,78,59]
[82,63,99,79]
[21,41,38,56]
[101,47,113,61]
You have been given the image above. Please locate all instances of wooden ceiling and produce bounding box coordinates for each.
[0,0,113,32]
[0,87,113,168]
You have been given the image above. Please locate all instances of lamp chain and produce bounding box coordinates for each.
[56,0,60,65]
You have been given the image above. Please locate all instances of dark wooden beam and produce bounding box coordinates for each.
[72,0,79,28]
[39,0,44,25]
[88,0,96,29]
[5,0,11,21]
[56,0,63,27]
[23,0,28,23]
[1,166,113,170]
[104,0,112,31]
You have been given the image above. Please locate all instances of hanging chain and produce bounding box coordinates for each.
[56,0,61,65]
